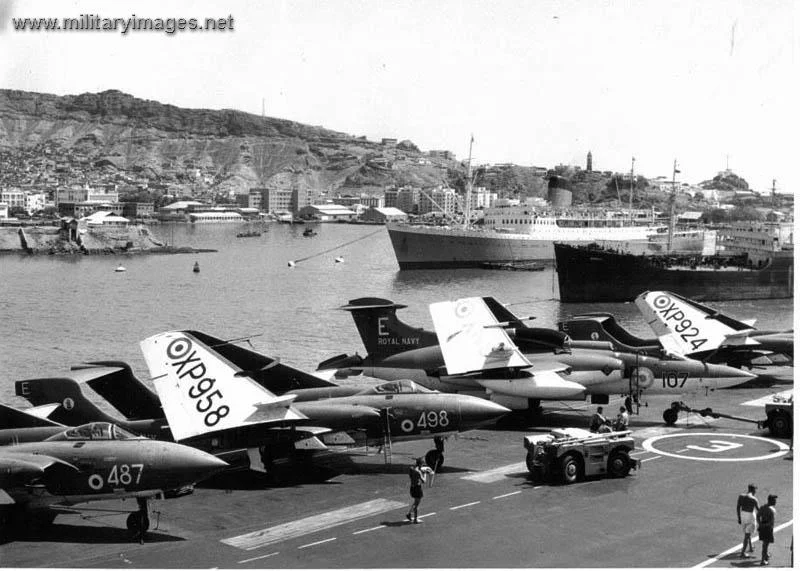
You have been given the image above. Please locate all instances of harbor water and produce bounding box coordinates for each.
[0,222,793,406]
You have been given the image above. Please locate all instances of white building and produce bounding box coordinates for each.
[419,187,456,216]
[297,204,357,222]
[0,189,25,209]
[82,211,130,227]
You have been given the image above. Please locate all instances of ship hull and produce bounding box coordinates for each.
[554,243,794,302]
[386,224,709,270]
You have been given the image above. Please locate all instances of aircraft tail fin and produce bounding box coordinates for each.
[140,331,307,442]
[340,297,438,360]
[0,403,64,429]
[15,377,120,425]
[429,297,531,375]
[635,291,756,356]
[70,361,163,420]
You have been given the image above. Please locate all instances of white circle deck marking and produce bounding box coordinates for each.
[642,432,789,462]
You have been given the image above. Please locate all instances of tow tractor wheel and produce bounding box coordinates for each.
[560,454,582,485]
[769,411,791,438]
[126,511,150,534]
[525,451,537,474]
[663,407,679,425]
[607,449,632,478]
[425,449,444,471]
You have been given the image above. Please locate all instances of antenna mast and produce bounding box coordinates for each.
[667,159,678,253]
[628,156,635,218]
[463,135,474,230]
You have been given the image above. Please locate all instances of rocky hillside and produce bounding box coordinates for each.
[0,89,463,196]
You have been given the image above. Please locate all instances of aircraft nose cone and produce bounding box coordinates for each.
[180,447,229,481]
[708,363,758,388]
[460,398,511,426]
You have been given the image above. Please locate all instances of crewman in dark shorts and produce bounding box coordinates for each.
[737,483,759,557]
[757,494,777,565]
[406,458,433,524]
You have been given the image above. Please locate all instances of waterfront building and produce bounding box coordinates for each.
[188,211,244,223]
[82,210,130,227]
[157,200,206,221]
[384,188,398,208]
[122,202,155,219]
[0,189,25,210]
[297,204,357,222]
[0,203,8,219]
[419,187,456,216]
[396,187,420,214]
[362,206,408,224]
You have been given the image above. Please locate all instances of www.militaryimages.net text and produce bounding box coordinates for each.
[11,14,234,34]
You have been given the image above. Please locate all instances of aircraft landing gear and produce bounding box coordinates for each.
[126,498,150,544]
[663,402,681,425]
[425,437,445,472]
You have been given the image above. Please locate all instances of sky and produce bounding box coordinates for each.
[0,0,797,193]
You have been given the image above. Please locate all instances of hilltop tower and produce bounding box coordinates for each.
[586,151,593,172]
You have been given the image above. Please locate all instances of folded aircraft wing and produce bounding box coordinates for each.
[429,297,531,376]
[141,331,307,442]
[635,290,757,356]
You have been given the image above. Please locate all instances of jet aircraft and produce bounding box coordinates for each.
[635,290,794,369]
[141,330,510,469]
[427,297,755,417]
[0,404,226,539]
[15,357,329,473]
[317,297,754,416]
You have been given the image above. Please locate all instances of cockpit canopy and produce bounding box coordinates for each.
[359,379,436,395]
[46,422,141,442]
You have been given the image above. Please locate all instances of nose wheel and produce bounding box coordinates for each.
[425,436,445,471]
[126,498,150,543]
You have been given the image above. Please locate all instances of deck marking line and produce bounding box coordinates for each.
[417,512,436,519]
[640,456,661,463]
[461,462,527,483]
[237,552,279,564]
[629,450,648,457]
[493,491,522,500]
[221,498,405,551]
[692,520,792,568]
[676,448,689,453]
[633,416,721,439]
[642,433,789,462]
[298,537,336,550]
[353,525,385,535]
[450,501,481,511]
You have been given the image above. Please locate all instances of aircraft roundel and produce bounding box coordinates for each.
[454,300,473,319]
[631,367,655,389]
[652,295,671,310]
[590,332,599,340]
[88,474,104,490]
[166,336,192,360]
[401,419,414,432]
[63,397,75,411]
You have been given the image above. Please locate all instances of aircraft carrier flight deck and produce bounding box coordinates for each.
[2,373,792,569]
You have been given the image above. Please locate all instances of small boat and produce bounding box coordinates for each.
[334,256,344,264]
[480,261,545,272]
[114,265,126,272]
[193,261,200,273]
[303,228,317,237]
[236,231,262,238]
